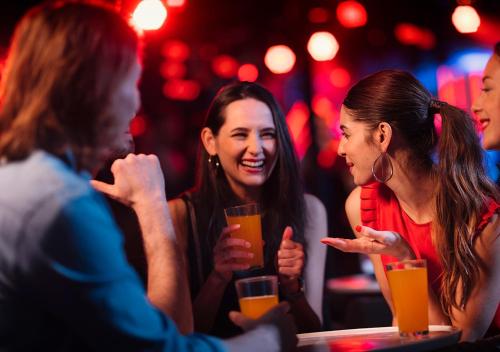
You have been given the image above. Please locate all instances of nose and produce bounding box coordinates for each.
[338,138,346,157]
[247,133,264,155]
[471,93,482,115]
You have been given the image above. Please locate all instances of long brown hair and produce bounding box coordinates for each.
[0,1,139,170]
[343,69,499,319]
[192,82,306,266]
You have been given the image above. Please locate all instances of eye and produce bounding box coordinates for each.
[341,132,350,139]
[261,131,276,139]
[231,132,247,139]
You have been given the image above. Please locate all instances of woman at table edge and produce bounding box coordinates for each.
[321,69,500,342]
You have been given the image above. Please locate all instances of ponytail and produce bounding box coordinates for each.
[434,103,499,318]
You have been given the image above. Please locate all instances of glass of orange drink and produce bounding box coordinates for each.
[386,259,429,337]
[235,275,279,319]
[224,203,264,269]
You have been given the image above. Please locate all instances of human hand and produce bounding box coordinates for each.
[90,153,166,210]
[320,225,415,260]
[212,225,253,282]
[229,302,297,351]
[277,226,304,294]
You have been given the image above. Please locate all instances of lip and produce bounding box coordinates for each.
[479,119,490,131]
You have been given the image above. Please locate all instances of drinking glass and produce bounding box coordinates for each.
[224,203,264,269]
[235,275,279,319]
[386,259,429,337]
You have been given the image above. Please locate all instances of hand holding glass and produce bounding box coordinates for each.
[235,275,279,319]
[224,203,264,269]
[386,259,429,337]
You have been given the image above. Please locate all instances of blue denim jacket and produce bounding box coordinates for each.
[0,151,225,352]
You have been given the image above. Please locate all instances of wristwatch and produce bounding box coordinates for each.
[283,277,305,302]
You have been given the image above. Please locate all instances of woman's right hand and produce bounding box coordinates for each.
[212,225,253,282]
[320,225,415,261]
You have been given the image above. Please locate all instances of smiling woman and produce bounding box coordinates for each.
[167,82,327,337]
[473,42,500,151]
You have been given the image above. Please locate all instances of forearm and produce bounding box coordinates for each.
[192,271,229,332]
[133,200,194,334]
[281,280,321,332]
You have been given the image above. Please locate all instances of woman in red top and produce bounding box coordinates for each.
[321,70,500,341]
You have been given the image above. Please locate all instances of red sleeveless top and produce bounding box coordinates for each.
[360,182,500,330]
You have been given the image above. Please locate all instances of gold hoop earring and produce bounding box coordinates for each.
[371,152,393,183]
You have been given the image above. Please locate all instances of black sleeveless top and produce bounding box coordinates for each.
[180,192,279,338]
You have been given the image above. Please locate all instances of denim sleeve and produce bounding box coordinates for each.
[20,191,226,352]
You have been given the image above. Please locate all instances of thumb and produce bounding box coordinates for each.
[229,311,253,330]
[281,226,293,242]
[90,179,116,197]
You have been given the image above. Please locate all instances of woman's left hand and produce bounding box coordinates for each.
[278,226,304,293]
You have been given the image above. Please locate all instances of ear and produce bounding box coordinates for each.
[374,122,392,153]
[201,127,217,156]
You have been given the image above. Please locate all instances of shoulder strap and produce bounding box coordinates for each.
[180,193,204,288]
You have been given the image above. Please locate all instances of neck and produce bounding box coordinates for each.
[230,182,261,204]
[385,157,436,224]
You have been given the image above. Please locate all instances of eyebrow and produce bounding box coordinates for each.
[339,124,348,131]
[230,127,276,133]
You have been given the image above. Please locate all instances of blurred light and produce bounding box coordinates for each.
[307,32,339,61]
[329,67,351,88]
[160,61,186,79]
[163,79,200,101]
[286,101,311,160]
[161,40,190,61]
[452,6,480,33]
[317,140,339,169]
[264,45,296,74]
[212,55,239,78]
[238,64,259,82]
[130,115,147,137]
[336,1,367,28]
[132,0,167,30]
[394,23,436,50]
[456,52,490,72]
[166,0,185,7]
[308,7,329,24]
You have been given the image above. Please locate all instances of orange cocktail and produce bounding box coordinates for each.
[386,259,429,337]
[238,294,279,319]
[225,204,264,269]
[235,275,279,319]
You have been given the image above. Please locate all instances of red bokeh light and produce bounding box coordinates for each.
[308,7,329,23]
[336,1,367,28]
[329,67,351,88]
[394,23,436,50]
[238,64,259,82]
[166,0,185,7]
[163,80,200,101]
[161,40,190,61]
[160,61,186,79]
[130,115,147,137]
[212,55,239,78]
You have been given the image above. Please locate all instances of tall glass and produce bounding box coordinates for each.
[224,203,264,269]
[386,259,429,337]
[235,275,279,319]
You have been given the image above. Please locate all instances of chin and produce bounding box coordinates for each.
[483,134,500,151]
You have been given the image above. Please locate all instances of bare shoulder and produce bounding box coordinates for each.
[345,186,361,229]
[168,198,189,252]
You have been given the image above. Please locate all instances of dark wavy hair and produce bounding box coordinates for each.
[343,69,499,319]
[191,81,306,266]
[0,1,139,170]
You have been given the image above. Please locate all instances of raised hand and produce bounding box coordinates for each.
[91,153,166,209]
[212,225,254,282]
[320,225,415,261]
[278,226,304,293]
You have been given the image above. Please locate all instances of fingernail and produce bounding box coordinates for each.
[355,225,362,232]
